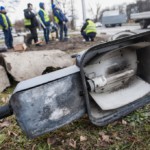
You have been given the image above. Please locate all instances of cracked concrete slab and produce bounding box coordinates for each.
[1,50,74,81]
[0,66,10,93]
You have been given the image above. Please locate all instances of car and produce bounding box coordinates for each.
[95,22,103,27]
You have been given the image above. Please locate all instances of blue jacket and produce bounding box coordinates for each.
[38,10,50,27]
[53,8,68,24]
[0,13,11,29]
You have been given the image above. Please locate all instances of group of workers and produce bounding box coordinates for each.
[0,2,97,49]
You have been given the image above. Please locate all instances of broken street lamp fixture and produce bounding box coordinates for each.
[0,31,150,138]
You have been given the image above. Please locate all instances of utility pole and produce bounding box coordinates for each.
[81,0,86,22]
[51,0,54,5]
[71,0,75,30]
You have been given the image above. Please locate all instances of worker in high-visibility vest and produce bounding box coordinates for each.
[24,3,41,46]
[0,6,13,49]
[38,2,51,44]
[81,19,97,42]
[52,4,68,42]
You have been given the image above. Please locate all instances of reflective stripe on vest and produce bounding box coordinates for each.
[7,16,12,27]
[0,14,8,29]
[40,9,50,22]
[8,18,12,27]
[54,16,59,23]
[54,10,60,23]
[24,18,31,26]
[85,20,96,34]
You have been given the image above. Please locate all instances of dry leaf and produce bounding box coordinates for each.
[99,132,110,143]
[112,132,121,140]
[1,97,7,103]
[80,136,87,142]
[0,120,11,128]
[7,131,18,137]
[1,95,11,103]
[69,139,76,149]
[122,120,127,125]
[61,140,65,144]
[115,136,121,140]
[7,130,11,136]
[47,137,56,145]
[99,131,105,136]
[12,132,18,137]
[102,135,110,143]
[67,132,73,136]
[32,144,36,150]
[130,122,136,127]
[112,132,117,137]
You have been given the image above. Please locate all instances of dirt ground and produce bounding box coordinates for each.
[27,36,105,54]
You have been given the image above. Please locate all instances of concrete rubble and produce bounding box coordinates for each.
[13,36,25,45]
[99,33,111,42]
[0,46,7,53]
[14,43,27,51]
[0,50,74,82]
[13,36,27,51]
[0,66,10,92]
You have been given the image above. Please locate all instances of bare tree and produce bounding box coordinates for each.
[126,3,137,20]
[69,0,76,30]
[111,5,118,10]
[54,0,76,30]
[14,19,24,32]
[108,3,126,14]
[53,0,69,14]
[0,0,20,12]
[61,0,67,14]
[89,0,101,22]
[136,0,150,12]
[118,5,125,14]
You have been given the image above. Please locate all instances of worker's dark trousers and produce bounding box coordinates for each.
[3,28,13,49]
[59,23,68,41]
[52,26,59,39]
[81,32,96,41]
[43,26,50,44]
[27,27,38,45]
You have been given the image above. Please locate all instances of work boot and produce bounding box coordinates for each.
[35,44,42,47]
[46,41,50,44]
[26,42,31,47]
[63,38,68,42]
[35,41,43,46]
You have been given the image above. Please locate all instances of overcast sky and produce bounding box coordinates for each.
[0,0,136,23]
